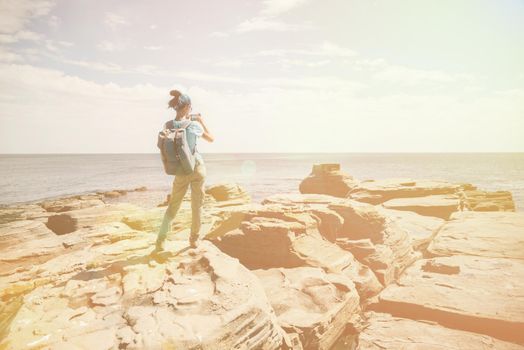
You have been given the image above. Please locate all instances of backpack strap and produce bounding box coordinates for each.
[165,119,192,130]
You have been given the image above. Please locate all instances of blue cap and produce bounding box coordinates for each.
[174,93,191,111]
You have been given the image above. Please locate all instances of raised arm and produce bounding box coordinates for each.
[196,115,214,143]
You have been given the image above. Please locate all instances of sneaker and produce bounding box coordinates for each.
[189,238,201,249]
[153,240,165,253]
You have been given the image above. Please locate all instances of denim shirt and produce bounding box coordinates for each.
[172,119,205,165]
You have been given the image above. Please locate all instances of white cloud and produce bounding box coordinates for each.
[363,61,476,86]
[213,59,244,67]
[47,15,60,29]
[0,47,22,62]
[97,40,126,52]
[278,58,331,68]
[260,0,310,16]
[0,63,166,153]
[236,16,311,32]
[1,62,523,153]
[54,56,125,74]
[0,30,41,44]
[104,12,127,30]
[252,41,356,60]
[44,39,73,52]
[209,31,229,38]
[0,0,54,34]
[143,45,164,51]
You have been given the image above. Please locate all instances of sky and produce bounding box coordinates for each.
[0,0,523,153]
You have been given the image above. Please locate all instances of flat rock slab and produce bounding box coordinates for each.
[428,211,524,259]
[357,311,524,350]
[254,266,361,350]
[349,178,465,205]
[367,255,524,344]
[382,194,460,219]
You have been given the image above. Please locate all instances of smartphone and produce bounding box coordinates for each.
[189,113,201,121]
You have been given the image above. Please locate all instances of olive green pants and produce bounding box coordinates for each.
[156,161,206,246]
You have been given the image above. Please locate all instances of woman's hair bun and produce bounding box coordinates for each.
[170,90,181,97]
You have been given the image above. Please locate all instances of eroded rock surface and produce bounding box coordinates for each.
[1,175,523,349]
[1,241,288,350]
[211,212,382,300]
[357,311,524,350]
[329,200,421,286]
[254,267,360,350]
[427,211,524,259]
[366,255,524,344]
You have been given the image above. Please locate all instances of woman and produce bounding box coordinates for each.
[154,90,214,253]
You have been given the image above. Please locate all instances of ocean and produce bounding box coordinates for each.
[1,153,523,211]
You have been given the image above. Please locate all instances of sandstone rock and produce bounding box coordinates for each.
[299,164,358,198]
[254,266,361,350]
[205,183,251,207]
[427,211,524,259]
[121,207,166,232]
[0,241,289,349]
[0,204,50,225]
[103,191,124,198]
[461,189,515,212]
[0,220,65,275]
[261,193,347,242]
[378,208,445,250]
[212,216,382,300]
[39,196,105,213]
[366,255,524,344]
[45,203,141,234]
[348,178,468,205]
[357,311,524,350]
[382,194,460,219]
[328,201,421,286]
[205,202,327,241]
[262,193,347,207]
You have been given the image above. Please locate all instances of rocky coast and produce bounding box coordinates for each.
[0,163,523,349]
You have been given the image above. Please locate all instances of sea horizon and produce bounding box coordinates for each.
[1,153,523,210]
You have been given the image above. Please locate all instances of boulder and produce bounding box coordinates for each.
[254,267,361,350]
[299,164,358,198]
[366,255,524,344]
[0,241,289,350]
[357,311,523,350]
[382,194,460,219]
[205,183,251,207]
[427,211,524,259]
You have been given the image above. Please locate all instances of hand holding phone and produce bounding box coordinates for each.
[189,113,202,122]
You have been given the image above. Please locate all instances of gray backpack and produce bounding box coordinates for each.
[157,119,197,176]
